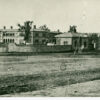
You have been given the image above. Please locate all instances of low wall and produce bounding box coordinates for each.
[34,45,71,53]
[8,44,72,53]
[0,44,8,52]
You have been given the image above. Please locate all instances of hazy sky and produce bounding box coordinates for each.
[0,0,100,32]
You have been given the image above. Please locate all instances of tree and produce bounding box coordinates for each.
[17,21,33,42]
[24,21,33,42]
[39,25,50,31]
[68,25,77,33]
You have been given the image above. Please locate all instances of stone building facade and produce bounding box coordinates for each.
[31,29,61,45]
[0,29,25,44]
[55,32,89,50]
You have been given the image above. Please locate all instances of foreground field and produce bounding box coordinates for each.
[0,53,100,96]
[4,80,100,97]
[0,53,100,76]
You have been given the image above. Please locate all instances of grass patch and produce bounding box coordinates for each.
[0,68,100,95]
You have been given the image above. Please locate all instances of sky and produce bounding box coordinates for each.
[0,0,100,32]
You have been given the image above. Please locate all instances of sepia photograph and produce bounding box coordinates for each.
[0,0,100,97]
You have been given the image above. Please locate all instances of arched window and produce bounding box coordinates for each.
[6,39,7,43]
[8,39,10,43]
[3,39,5,43]
[10,39,12,43]
[12,39,14,43]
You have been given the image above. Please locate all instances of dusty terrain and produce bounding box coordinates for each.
[0,53,100,96]
[0,53,99,76]
[3,80,100,97]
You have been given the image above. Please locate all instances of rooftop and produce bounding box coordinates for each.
[55,32,88,38]
[32,29,61,33]
[0,29,24,32]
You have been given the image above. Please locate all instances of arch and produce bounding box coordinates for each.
[12,39,14,43]
[8,39,10,43]
[10,39,12,43]
[3,39,5,43]
[5,39,7,43]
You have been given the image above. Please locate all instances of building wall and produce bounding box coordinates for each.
[56,37,72,45]
[15,32,25,44]
[56,36,89,50]
[8,44,71,53]
[0,33,3,43]
[0,30,25,45]
[0,44,8,52]
[2,31,15,43]
[32,31,48,45]
[31,31,61,45]
[81,37,89,49]
[96,36,100,50]
[72,37,89,50]
[72,37,80,49]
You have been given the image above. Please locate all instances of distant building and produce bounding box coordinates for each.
[0,28,25,45]
[55,32,89,50]
[0,26,61,46]
[88,33,99,50]
[31,28,62,45]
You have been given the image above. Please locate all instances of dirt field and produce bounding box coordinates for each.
[0,53,100,96]
[3,80,100,97]
[0,53,100,76]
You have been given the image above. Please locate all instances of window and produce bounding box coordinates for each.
[35,33,39,37]
[3,33,5,36]
[5,34,7,36]
[74,40,77,47]
[8,39,10,43]
[64,41,68,45]
[12,39,14,43]
[10,39,12,43]
[84,41,87,48]
[3,39,5,43]
[35,40,39,44]
[5,39,7,43]
[42,33,46,37]
[10,33,13,36]
[42,40,46,44]
[53,39,56,44]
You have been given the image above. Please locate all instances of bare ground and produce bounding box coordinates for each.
[0,53,100,96]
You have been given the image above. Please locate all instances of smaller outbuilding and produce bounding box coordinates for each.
[55,32,89,51]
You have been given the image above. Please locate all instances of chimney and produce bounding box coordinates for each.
[33,25,36,29]
[10,26,13,29]
[57,29,60,32]
[3,26,6,30]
